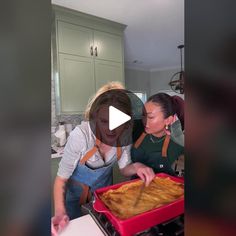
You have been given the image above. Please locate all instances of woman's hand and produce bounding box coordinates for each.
[51,214,69,236]
[53,176,69,235]
[133,162,155,186]
[120,162,155,186]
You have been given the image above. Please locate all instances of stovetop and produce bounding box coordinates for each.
[81,202,184,236]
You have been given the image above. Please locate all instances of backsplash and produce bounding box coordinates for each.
[56,114,83,128]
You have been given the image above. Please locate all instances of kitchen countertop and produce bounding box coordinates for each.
[51,146,64,158]
[59,214,104,236]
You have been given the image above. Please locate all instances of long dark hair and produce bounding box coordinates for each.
[147,93,184,130]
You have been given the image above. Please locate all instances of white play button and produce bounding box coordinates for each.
[109,106,131,131]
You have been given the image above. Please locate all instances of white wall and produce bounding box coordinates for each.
[125,68,150,98]
[125,67,182,98]
[149,67,180,95]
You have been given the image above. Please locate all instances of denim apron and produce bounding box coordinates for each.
[65,139,121,220]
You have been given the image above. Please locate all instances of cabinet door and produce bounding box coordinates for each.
[95,60,124,90]
[93,31,123,62]
[59,54,95,113]
[58,21,93,57]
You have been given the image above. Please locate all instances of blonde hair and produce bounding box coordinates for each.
[84,81,125,120]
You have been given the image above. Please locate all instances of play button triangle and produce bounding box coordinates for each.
[109,106,131,131]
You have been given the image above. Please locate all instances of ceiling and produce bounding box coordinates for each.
[52,0,184,71]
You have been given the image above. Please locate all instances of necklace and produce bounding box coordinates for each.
[149,134,165,143]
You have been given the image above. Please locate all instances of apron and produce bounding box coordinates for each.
[65,138,121,220]
[132,132,174,175]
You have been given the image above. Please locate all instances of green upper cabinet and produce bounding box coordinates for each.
[59,54,95,113]
[95,60,123,90]
[58,21,93,58]
[52,5,126,114]
[93,30,122,62]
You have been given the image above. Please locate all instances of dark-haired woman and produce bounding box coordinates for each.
[131,93,184,175]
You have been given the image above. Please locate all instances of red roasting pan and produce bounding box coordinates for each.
[93,173,184,236]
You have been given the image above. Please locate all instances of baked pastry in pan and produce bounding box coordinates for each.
[100,177,184,219]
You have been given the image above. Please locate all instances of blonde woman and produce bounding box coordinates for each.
[51,82,155,235]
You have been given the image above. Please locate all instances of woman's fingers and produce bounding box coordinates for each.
[51,217,59,236]
[51,214,69,236]
[145,168,155,186]
[137,166,155,186]
[59,215,69,230]
[137,171,145,182]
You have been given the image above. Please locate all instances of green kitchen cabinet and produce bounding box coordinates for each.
[58,21,93,58]
[58,21,123,63]
[59,54,95,114]
[93,30,123,63]
[95,60,123,90]
[52,5,126,114]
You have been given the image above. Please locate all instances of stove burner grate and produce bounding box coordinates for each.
[81,202,184,236]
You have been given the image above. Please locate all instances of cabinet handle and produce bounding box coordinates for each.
[90,46,93,56]
[95,46,98,57]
